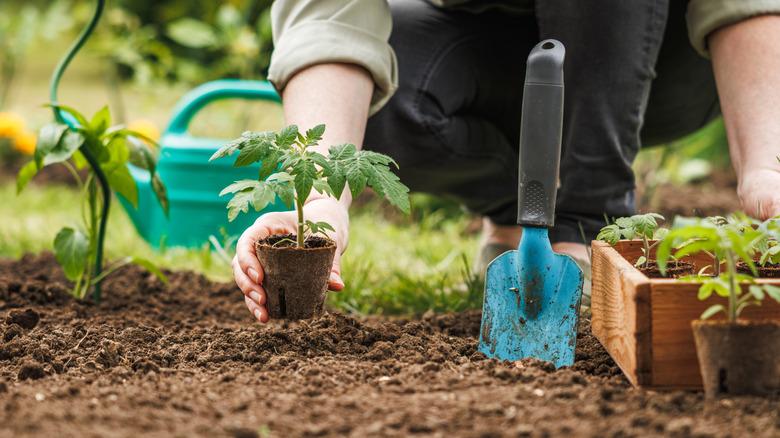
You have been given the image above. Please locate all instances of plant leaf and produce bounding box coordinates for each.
[226,189,254,222]
[700,304,725,320]
[275,125,298,148]
[167,18,218,48]
[89,106,111,135]
[234,137,273,167]
[106,164,138,208]
[293,159,317,202]
[16,161,38,194]
[312,178,333,196]
[749,285,765,301]
[596,224,621,245]
[130,256,169,284]
[34,123,68,167]
[364,163,410,214]
[763,284,780,303]
[251,183,277,212]
[305,124,325,145]
[219,179,260,196]
[53,227,89,281]
[43,130,84,166]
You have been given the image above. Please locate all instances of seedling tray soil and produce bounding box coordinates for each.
[1,255,778,437]
[592,240,780,390]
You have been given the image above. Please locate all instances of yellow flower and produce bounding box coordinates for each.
[127,119,161,143]
[0,112,26,139]
[13,131,36,155]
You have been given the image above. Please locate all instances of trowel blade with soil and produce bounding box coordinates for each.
[478,39,584,368]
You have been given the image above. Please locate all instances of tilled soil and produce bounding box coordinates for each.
[1,255,778,438]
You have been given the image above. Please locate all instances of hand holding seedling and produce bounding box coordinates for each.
[212,124,409,322]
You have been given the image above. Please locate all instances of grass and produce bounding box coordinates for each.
[0,178,482,316]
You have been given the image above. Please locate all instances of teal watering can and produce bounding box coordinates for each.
[119,79,287,248]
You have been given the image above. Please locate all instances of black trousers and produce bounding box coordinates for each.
[364,0,720,243]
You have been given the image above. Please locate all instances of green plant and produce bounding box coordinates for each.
[597,213,667,269]
[16,105,168,300]
[657,214,780,321]
[755,218,780,266]
[211,124,410,248]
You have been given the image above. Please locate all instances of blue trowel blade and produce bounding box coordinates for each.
[478,226,584,368]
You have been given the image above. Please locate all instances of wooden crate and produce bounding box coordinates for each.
[590,240,780,389]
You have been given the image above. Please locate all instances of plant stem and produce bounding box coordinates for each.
[295,195,305,248]
[725,250,738,323]
[49,0,108,303]
[643,236,651,269]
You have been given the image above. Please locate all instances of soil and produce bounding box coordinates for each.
[257,234,334,249]
[1,254,779,437]
[736,261,780,279]
[638,260,696,279]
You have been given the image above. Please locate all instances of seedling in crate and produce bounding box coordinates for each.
[16,105,168,301]
[656,214,780,397]
[211,124,410,319]
[596,213,690,277]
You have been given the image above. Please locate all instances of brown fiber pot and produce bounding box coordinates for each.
[255,234,336,320]
[691,320,780,398]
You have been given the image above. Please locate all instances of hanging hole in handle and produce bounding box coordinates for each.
[541,41,555,50]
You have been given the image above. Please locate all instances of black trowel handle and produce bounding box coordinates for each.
[517,39,565,228]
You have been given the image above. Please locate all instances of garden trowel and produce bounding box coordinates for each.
[478,39,584,368]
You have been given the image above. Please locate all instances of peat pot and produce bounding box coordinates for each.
[255,234,336,320]
[691,320,780,398]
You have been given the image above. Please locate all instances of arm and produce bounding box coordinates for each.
[233,0,394,323]
[709,15,780,219]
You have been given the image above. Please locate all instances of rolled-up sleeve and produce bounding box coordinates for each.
[687,0,780,57]
[269,0,398,115]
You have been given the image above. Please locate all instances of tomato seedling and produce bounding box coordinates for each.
[211,124,410,246]
[16,105,168,301]
[657,214,780,321]
[597,213,667,270]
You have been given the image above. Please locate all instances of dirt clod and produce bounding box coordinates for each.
[17,362,46,380]
[5,309,40,330]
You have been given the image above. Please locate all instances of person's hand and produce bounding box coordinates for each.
[232,198,350,323]
[738,168,780,220]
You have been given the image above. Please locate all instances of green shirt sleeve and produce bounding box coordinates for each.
[269,0,398,116]
[687,0,780,57]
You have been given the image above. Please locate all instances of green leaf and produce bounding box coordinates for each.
[698,282,715,300]
[258,150,281,180]
[293,159,317,202]
[35,123,68,167]
[89,106,111,135]
[43,130,84,166]
[763,285,780,303]
[749,285,765,301]
[275,183,294,208]
[276,125,299,148]
[328,143,357,160]
[308,151,332,173]
[220,179,260,196]
[305,124,326,145]
[167,18,219,48]
[313,178,333,196]
[251,184,277,212]
[53,227,89,281]
[305,220,335,237]
[327,167,347,199]
[48,104,89,127]
[364,164,410,214]
[345,164,367,199]
[16,161,38,194]
[700,304,725,320]
[234,137,274,167]
[226,189,254,222]
[130,257,169,285]
[596,224,621,245]
[615,217,633,228]
[106,164,138,208]
[634,256,647,268]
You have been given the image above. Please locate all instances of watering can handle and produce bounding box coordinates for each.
[516,39,565,228]
[165,79,281,135]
